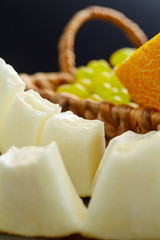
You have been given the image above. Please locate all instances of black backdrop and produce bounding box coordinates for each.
[1,0,160,74]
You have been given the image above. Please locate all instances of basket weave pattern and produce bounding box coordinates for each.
[58,6,148,74]
[20,6,160,144]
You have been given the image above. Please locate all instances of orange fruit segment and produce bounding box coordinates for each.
[115,33,160,111]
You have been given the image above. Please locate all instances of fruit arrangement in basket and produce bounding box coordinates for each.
[0,5,160,240]
[21,6,160,144]
[57,55,133,106]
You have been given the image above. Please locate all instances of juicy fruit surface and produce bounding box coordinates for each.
[0,90,61,153]
[0,57,106,199]
[115,33,160,111]
[83,131,160,240]
[0,142,86,237]
[0,58,25,125]
[39,111,105,197]
[57,83,89,98]
[109,47,136,67]
[56,49,135,106]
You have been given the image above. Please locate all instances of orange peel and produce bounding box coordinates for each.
[115,32,160,111]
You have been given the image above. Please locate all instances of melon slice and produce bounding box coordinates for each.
[83,130,160,239]
[0,90,61,153]
[0,142,86,237]
[39,111,105,197]
[0,58,25,125]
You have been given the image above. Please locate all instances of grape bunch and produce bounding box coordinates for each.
[57,48,136,106]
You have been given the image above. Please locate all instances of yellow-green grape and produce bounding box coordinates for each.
[110,87,130,105]
[56,84,72,93]
[91,72,112,90]
[75,66,94,80]
[76,78,93,92]
[89,93,103,102]
[112,87,120,94]
[57,55,131,105]
[92,72,124,90]
[111,95,125,105]
[96,83,113,101]
[87,59,112,73]
[77,72,113,93]
[119,87,130,102]
[109,47,136,67]
[94,82,130,105]
[69,83,89,98]
[70,83,89,98]
[57,83,89,98]
[128,102,139,108]
[108,73,124,88]
[109,87,130,105]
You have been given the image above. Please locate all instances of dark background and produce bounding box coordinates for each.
[0,0,160,74]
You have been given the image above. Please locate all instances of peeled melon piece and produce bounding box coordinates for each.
[39,111,105,197]
[0,90,61,153]
[0,58,25,124]
[0,142,86,237]
[83,130,160,240]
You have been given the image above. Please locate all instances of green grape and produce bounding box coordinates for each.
[96,83,113,101]
[57,83,89,98]
[87,59,112,73]
[91,72,112,90]
[110,88,130,105]
[109,73,124,88]
[56,84,72,93]
[75,66,94,80]
[77,72,113,93]
[112,87,119,94]
[92,71,124,89]
[69,83,89,98]
[70,83,89,98]
[94,82,131,105]
[57,58,131,105]
[119,87,130,102]
[128,102,139,108]
[111,95,130,105]
[109,47,136,67]
[111,95,125,105]
[76,78,93,92]
[89,93,103,102]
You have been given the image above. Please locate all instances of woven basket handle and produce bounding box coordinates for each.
[58,6,148,75]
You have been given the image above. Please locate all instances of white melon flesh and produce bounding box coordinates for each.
[0,142,86,237]
[39,111,105,197]
[0,58,25,124]
[83,130,160,240]
[0,90,61,153]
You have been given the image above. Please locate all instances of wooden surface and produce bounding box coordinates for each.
[0,234,94,240]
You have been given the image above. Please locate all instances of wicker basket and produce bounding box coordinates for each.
[20,6,160,144]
